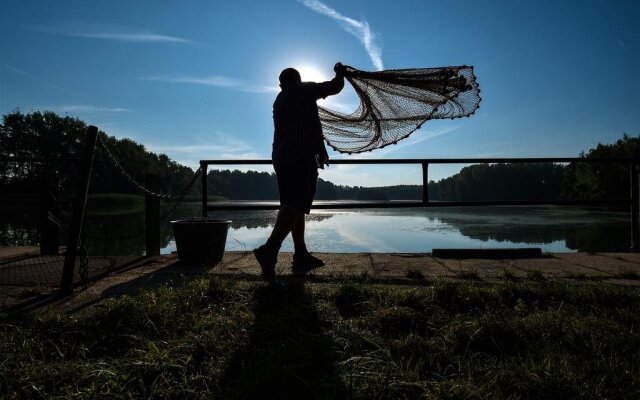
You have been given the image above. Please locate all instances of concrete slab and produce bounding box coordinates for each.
[554,253,639,275]
[370,253,451,278]
[0,246,39,259]
[593,253,640,269]
[599,253,640,265]
[505,256,610,278]
[437,258,506,279]
[306,252,373,278]
[0,255,142,286]
[216,252,375,279]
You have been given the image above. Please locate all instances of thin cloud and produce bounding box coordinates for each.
[148,143,248,154]
[333,126,460,159]
[43,104,130,113]
[147,131,255,156]
[71,32,192,44]
[375,125,461,155]
[26,24,194,44]
[318,98,358,113]
[146,130,269,171]
[4,64,67,92]
[617,39,628,51]
[143,75,278,93]
[299,0,383,70]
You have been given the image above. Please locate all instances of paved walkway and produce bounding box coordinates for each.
[0,251,145,287]
[2,251,639,289]
[2,251,638,315]
[214,251,640,285]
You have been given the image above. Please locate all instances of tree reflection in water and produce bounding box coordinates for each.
[1,203,631,255]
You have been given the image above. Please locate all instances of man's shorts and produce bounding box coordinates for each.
[275,157,318,214]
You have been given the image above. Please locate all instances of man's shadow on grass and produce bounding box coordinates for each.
[220,278,346,400]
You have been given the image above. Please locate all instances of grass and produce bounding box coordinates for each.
[405,268,426,280]
[457,268,481,280]
[565,272,587,280]
[526,269,547,281]
[1,277,639,399]
[502,268,520,281]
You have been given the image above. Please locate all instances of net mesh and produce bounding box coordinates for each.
[319,65,481,153]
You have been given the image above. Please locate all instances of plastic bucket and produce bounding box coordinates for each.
[170,219,231,264]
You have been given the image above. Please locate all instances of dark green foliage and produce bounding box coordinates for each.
[0,279,638,399]
[563,134,640,200]
[205,171,420,200]
[2,110,635,203]
[429,134,638,202]
[432,162,567,201]
[1,110,198,198]
[206,168,278,199]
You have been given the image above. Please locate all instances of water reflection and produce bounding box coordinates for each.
[0,203,631,255]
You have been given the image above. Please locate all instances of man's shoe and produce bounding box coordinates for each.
[292,252,325,272]
[253,245,277,281]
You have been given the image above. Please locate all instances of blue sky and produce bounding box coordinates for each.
[1,0,638,186]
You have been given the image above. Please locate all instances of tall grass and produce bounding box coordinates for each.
[1,277,638,399]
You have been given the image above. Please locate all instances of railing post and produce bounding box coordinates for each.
[145,173,161,256]
[40,173,59,255]
[422,162,429,205]
[631,160,639,252]
[61,126,98,295]
[201,161,208,219]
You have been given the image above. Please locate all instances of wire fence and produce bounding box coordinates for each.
[80,138,203,243]
[97,136,200,200]
[1,133,207,289]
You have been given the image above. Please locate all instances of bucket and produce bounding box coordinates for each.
[170,219,231,264]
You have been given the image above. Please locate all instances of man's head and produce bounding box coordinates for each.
[279,68,301,89]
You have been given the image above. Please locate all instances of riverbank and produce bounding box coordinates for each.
[1,256,638,398]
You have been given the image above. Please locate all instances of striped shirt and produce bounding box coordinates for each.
[272,76,344,169]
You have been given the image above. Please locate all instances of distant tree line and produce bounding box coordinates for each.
[206,170,421,201]
[1,111,637,202]
[210,136,638,202]
[428,135,638,202]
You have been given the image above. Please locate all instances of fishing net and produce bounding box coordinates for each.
[319,65,481,153]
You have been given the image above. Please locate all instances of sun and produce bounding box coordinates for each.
[296,65,329,83]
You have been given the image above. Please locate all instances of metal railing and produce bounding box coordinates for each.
[200,157,639,251]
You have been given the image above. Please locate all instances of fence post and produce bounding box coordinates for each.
[145,173,161,257]
[422,162,429,206]
[40,174,59,255]
[201,161,208,219]
[631,160,639,252]
[61,126,98,295]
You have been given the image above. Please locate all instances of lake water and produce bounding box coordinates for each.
[1,203,631,255]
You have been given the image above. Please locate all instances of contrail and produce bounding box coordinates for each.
[143,75,278,93]
[299,0,384,70]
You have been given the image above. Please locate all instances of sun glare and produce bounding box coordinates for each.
[296,65,329,83]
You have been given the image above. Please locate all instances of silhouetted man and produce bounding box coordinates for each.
[253,62,345,280]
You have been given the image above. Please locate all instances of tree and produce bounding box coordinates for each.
[1,110,199,198]
[563,134,639,200]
